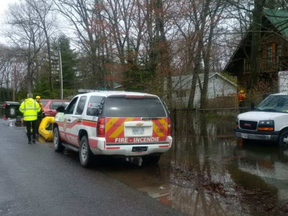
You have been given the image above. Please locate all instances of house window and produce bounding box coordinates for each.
[176,90,187,98]
[267,45,272,65]
[276,44,282,63]
[244,59,250,72]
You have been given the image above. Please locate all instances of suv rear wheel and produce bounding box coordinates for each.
[142,155,161,165]
[53,127,64,152]
[79,136,93,167]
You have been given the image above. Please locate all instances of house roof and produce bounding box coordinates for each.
[264,8,288,39]
[172,73,237,90]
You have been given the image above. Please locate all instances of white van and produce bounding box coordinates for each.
[53,91,172,167]
[234,93,288,147]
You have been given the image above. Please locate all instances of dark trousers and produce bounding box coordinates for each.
[25,120,37,142]
[36,114,43,134]
[239,102,244,113]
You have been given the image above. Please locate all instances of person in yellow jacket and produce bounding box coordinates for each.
[19,93,41,144]
[35,95,45,135]
[36,95,45,112]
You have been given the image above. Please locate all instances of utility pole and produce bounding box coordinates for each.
[13,66,16,101]
[58,49,63,99]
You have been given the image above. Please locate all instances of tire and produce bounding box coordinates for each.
[277,129,288,148]
[142,154,161,165]
[79,136,93,167]
[53,126,64,152]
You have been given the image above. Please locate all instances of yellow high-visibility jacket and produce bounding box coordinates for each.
[19,98,41,121]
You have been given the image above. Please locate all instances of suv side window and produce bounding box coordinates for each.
[65,97,78,114]
[75,96,87,115]
[87,96,103,116]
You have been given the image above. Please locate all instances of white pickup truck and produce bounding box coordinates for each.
[234,93,288,147]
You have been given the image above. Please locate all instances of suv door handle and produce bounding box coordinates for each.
[67,118,72,122]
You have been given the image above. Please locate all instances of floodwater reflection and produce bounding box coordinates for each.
[100,112,288,216]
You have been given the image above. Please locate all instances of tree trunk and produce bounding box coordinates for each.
[248,0,265,90]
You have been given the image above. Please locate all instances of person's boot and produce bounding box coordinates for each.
[28,141,32,144]
[32,139,36,144]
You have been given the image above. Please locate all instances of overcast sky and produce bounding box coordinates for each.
[0,0,17,44]
[0,0,12,21]
[0,0,76,46]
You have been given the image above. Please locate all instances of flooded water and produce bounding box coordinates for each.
[2,109,288,215]
[97,112,288,216]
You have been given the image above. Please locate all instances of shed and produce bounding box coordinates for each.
[168,73,237,108]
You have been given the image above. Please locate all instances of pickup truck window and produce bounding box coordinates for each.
[65,97,78,114]
[87,96,103,116]
[257,95,288,112]
[104,97,166,117]
[50,102,63,110]
[41,101,48,107]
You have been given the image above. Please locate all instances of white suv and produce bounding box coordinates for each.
[53,91,172,167]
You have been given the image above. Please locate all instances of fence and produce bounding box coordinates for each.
[170,107,250,136]
[207,95,238,108]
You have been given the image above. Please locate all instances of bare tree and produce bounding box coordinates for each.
[5,1,46,93]
[53,0,105,88]
[0,44,27,100]
[26,0,55,92]
[246,0,265,90]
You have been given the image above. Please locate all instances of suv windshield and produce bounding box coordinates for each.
[105,97,166,117]
[257,95,288,113]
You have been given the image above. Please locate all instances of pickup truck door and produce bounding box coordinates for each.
[60,97,79,146]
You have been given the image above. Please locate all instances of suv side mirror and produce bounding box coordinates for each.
[251,103,255,110]
[56,106,65,113]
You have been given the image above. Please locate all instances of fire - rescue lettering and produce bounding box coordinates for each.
[61,132,78,145]
[115,137,159,143]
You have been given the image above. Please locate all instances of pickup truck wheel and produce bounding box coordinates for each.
[79,136,93,167]
[53,127,64,152]
[142,155,161,165]
[277,129,288,148]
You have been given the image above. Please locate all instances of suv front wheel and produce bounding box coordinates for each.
[79,136,93,167]
[277,129,288,148]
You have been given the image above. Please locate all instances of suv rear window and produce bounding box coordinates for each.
[104,97,166,117]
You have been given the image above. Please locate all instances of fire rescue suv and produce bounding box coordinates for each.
[53,91,172,167]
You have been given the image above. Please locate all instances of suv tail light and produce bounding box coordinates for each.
[97,117,105,137]
[167,117,172,136]
[3,103,7,108]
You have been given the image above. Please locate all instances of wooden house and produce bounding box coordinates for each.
[224,9,288,90]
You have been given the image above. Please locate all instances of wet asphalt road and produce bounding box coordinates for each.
[2,111,288,216]
[0,119,186,216]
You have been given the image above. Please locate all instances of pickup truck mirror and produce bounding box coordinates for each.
[56,106,65,113]
[251,103,255,110]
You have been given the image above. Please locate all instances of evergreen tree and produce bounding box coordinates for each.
[57,35,77,89]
